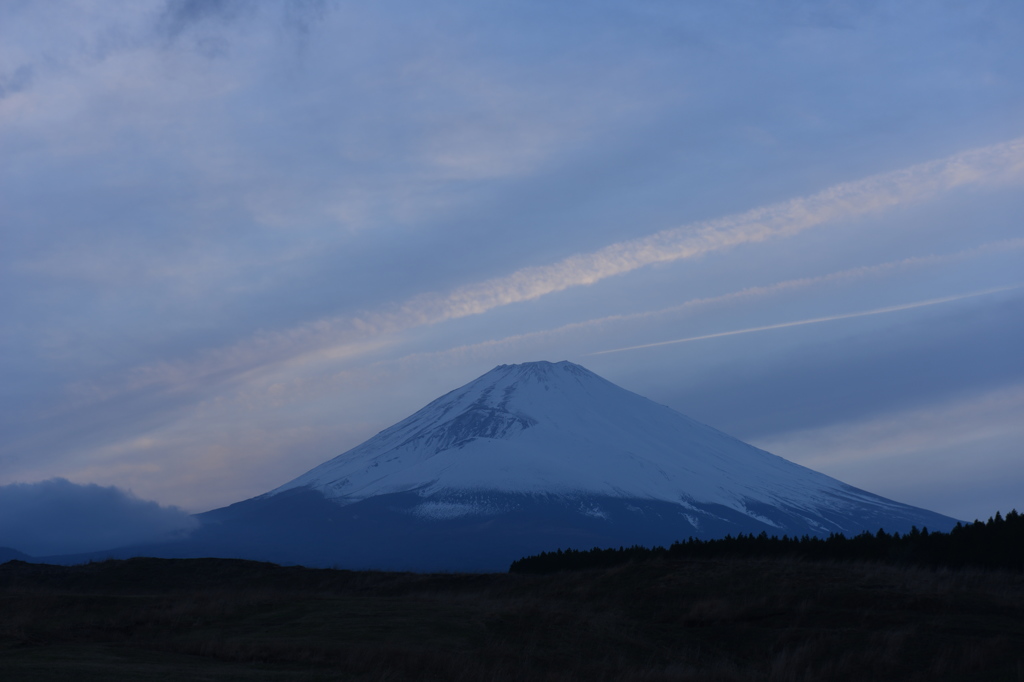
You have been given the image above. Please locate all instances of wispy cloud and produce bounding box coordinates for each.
[231,240,1022,414]
[589,285,1022,356]
[750,383,1024,521]
[756,382,1024,468]
[399,136,1024,324]
[271,137,1024,358]
[370,238,1024,364]
[69,138,1024,401]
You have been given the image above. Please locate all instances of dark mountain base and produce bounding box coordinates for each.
[44,487,958,571]
[2,556,1022,682]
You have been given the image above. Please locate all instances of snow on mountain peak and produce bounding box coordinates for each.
[268,361,887,523]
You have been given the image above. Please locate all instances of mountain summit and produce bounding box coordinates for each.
[59,362,958,571]
[270,361,930,529]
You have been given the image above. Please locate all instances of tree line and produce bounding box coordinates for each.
[509,510,1024,574]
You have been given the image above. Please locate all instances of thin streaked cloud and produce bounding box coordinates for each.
[92,138,1024,401]
[589,285,1023,356]
[380,237,1024,365]
[397,137,1024,324]
[751,383,1024,522]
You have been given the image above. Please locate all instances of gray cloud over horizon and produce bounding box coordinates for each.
[0,479,198,557]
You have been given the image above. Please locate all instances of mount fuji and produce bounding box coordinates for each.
[58,361,959,571]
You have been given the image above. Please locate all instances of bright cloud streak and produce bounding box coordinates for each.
[589,285,1022,356]
[107,147,1024,400]
[400,137,1024,323]
[379,238,1024,364]
[214,138,1024,380]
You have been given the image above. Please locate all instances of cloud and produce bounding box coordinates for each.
[0,478,197,556]
[589,285,1022,355]
[157,0,251,40]
[651,292,1024,441]
[334,237,1024,370]
[401,136,1024,323]
[87,136,1024,402]
[154,0,330,54]
[750,383,1024,522]
[0,64,32,100]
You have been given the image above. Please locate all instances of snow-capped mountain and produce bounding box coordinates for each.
[55,361,958,571]
[270,361,929,531]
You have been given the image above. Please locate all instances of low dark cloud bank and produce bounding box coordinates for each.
[0,479,197,557]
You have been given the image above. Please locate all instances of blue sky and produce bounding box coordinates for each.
[2,1,1023,544]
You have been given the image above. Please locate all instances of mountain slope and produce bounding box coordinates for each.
[265,361,952,539]
[48,361,958,571]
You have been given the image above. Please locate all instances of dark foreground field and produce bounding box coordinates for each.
[1,556,1022,681]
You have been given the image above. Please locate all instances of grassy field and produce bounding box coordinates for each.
[1,556,1022,681]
